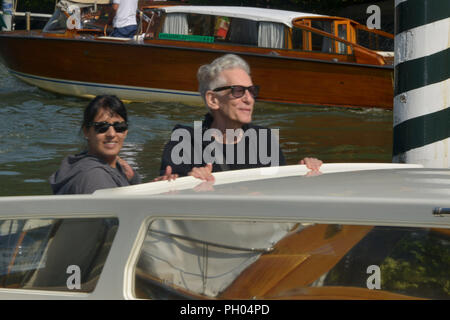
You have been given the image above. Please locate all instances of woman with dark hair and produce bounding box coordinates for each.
[50,95,141,194]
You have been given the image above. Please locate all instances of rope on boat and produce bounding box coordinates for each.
[148,228,275,253]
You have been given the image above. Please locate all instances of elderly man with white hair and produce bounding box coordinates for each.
[156,54,322,181]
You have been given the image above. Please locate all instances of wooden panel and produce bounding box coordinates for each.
[219,254,310,299]
[220,225,373,299]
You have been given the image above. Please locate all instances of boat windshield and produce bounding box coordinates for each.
[155,11,286,49]
[43,8,67,33]
[357,28,394,52]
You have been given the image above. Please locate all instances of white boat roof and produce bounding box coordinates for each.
[162,5,326,28]
[1,163,450,229]
[91,163,448,228]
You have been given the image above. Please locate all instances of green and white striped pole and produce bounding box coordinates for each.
[392,0,449,168]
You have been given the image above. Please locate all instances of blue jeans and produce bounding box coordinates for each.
[111,24,137,38]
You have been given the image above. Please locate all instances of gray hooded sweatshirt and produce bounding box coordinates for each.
[49,151,141,194]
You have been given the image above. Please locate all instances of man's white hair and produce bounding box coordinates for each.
[197,54,251,102]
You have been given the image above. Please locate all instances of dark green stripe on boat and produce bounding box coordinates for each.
[395,0,450,35]
[393,107,450,155]
[158,33,214,43]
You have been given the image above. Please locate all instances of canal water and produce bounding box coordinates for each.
[0,63,393,196]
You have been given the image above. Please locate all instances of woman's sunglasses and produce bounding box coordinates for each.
[89,121,128,134]
[212,85,260,98]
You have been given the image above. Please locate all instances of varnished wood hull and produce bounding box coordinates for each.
[0,33,394,109]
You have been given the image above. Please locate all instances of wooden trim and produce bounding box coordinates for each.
[220,225,374,299]
[334,20,352,55]
[431,228,450,237]
[355,24,395,39]
[292,22,386,65]
[287,27,292,49]
[285,26,291,49]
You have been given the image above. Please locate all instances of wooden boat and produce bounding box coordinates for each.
[0,163,449,300]
[0,0,394,109]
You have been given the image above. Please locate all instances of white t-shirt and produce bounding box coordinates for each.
[113,0,138,28]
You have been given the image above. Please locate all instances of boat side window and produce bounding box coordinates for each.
[311,20,333,52]
[316,226,450,299]
[159,13,216,43]
[356,28,394,52]
[158,14,282,49]
[292,26,352,55]
[335,23,348,53]
[228,18,258,46]
[133,219,298,299]
[162,13,189,35]
[0,217,118,293]
[188,14,215,36]
[43,9,68,33]
[258,22,285,49]
[133,220,450,300]
[161,13,217,37]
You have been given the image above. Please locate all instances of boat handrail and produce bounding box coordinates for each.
[354,23,394,40]
[292,21,387,64]
[0,11,52,19]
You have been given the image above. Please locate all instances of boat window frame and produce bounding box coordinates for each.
[354,24,394,52]
[291,21,354,56]
[333,20,355,55]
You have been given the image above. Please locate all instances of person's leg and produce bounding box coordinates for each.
[122,24,137,38]
[110,28,120,37]
[111,25,137,38]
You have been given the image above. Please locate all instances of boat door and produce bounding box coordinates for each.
[333,20,355,54]
[296,20,312,51]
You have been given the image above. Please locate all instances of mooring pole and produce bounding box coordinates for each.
[392,0,449,168]
[25,10,29,31]
[1,0,13,31]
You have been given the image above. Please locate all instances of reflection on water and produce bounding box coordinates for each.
[0,63,393,196]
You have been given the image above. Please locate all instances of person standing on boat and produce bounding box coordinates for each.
[156,54,322,181]
[110,0,138,38]
[49,95,141,194]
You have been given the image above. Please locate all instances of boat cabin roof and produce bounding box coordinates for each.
[161,5,326,28]
[91,163,450,229]
[0,164,448,229]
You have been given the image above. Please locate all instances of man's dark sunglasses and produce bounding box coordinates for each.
[212,85,260,98]
[89,121,128,134]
